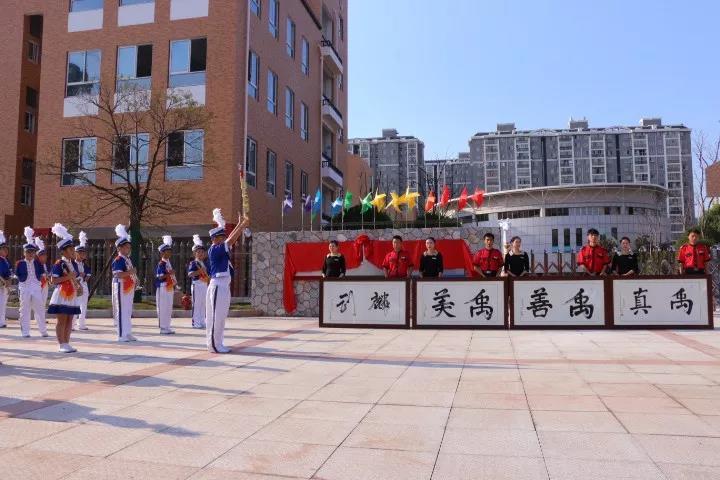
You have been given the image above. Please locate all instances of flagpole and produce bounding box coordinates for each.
[301,202,304,231]
[281,203,284,232]
[341,208,344,231]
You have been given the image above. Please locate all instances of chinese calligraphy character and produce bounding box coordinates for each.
[526,287,553,318]
[629,287,652,315]
[465,289,493,320]
[336,290,355,315]
[565,288,594,319]
[369,291,391,313]
[670,288,693,315]
[431,288,456,318]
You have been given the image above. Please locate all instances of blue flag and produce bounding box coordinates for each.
[311,189,322,218]
[331,196,343,216]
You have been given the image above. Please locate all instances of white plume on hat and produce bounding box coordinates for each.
[115,224,131,242]
[193,235,203,248]
[35,236,45,252]
[78,231,88,248]
[51,223,72,241]
[24,226,35,245]
[212,208,226,229]
[162,235,173,247]
[0,230,6,245]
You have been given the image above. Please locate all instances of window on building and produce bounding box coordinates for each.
[248,51,259,99]
[117,44,152,91]
[120,0,155,4]
[563,228,570,248]
[29,15,43,38]
[611,227,618,240]
[169,38,206,87]
[245,137,257,187]
[300,170,308,199]
[285,87,294,129]
[26,87,38,108]
[70,0,103,12]
[249,0,261,17]
[20,185,33,206]
[551,229,558,249]
[285,161,293,197]
[300,102,308,141]
[112,133,149,184]
[62,137,96,186]
[28,41,40,63]
[286,18,295,58]
[301,37,309,75]
[66,50,101,97]
[339,15,344,41]
[545,207,569,217]
[266,70,278,114]
[166,130,204,180]
[24,111,36,134]
[268,0,279,38]
[22,158,34,181]
[338,73,343,92]
[576,228,582,247]
[266,149,276,196]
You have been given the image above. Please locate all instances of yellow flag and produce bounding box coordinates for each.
[385,191,403,212]
[370,191,386,212]
[402,187,420,210]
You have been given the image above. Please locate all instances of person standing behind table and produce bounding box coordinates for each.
[0,231,11,329]
[419,237,443,278]
[677,228,711,275]
[188,235,209,329]
[322,240,346,278]
[473,232,504,278]
[576,228,610,276]
[611,237,639,276]
[504,236,530,277]
[382,235,414,279]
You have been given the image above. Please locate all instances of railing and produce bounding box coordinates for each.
[321,158,343,180]
[321,96,343,120]
[320,38,343,65]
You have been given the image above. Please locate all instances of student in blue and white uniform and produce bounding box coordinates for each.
[74,231,91,330]
[47,223,81,353]
[112,224,137,342]
[188,234,209,329]
[35,237,50,324]
[205,209,249,353]
[16,227,48,337]
[0,231,10,329]
[155,235,176,335]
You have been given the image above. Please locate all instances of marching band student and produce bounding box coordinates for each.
[112,224,137,342]
[206,209,249,353]
[188,235,209,329]
[73,232,91,330]
[473,232,504,277]
[382,235,414,278]
[47,224,81,353]
[678,228,710,275]
[419,237,443,278]
[0,231,10,329]
[611,237,639,276]
[577,228,610,276]
[322,240,346,278]
[16,228,48,337]
[155,235,176,335]
[35,237,50,328]
[504,236,530,277]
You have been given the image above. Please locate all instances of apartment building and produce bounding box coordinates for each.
[424,153,471,197]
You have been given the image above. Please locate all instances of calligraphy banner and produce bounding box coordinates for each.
[320,279,410,328]
[612,276,712,327]
[511,278,606,326]
[414,279,506,328]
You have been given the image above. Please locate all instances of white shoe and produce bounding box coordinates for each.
[216,345,231,354]
[126,334,138,342]
[59,343,77,353]
[159,328,176,335]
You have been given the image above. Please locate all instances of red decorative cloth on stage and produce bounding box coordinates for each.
[283,237,475,313]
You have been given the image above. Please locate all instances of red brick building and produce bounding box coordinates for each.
[0,0,348,236]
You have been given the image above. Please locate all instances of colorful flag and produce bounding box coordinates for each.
[360,192,373,214]
[470,188,485,207]
[401,187,420,210]
[331,196,343,216]
[282,195,293,213]
[457,187,468,211]
[343,191,353,211]
[425,191,436,213]
[370,191,386,212]
[310,188,322,219]
[303,194,313,212]
[440,185,450,208]
[385,191,403,212]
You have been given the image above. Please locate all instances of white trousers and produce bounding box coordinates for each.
[112,280,134,339]
[205,277,230,352]
[18,285,47,336]
[156,286,173,330]
[191,281,207,328]
[75,280,89,329]
[0,287,7,327]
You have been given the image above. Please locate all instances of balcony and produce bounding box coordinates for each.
[321,154,343,188]
[322,96,343,132]
[320,38,343,75]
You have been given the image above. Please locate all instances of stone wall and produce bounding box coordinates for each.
[251,225,500,317]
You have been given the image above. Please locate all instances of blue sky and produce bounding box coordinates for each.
[348,0,720,159]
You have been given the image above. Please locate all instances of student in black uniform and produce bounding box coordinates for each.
[322,240,346,278]
[504,236,530,277]
[611,236,639,276]
[419,237,443,278]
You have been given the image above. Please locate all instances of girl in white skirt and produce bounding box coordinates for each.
[47,223,82,353]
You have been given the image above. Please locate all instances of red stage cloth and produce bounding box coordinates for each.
[283,238,475,313]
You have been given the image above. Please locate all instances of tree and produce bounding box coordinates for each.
[693,131,720,236]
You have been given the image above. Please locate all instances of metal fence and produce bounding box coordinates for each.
[2,235,252,299]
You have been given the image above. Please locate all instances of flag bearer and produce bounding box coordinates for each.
[188,235,209,329]
[155,235,176,335]
[112,224,137,342]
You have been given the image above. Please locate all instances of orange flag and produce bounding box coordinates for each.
[425,191,436,212]
[439,185,450,208]
[470,188,484,207]
[457,187,468,211]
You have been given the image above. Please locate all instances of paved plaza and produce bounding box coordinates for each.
[1,317,720,479]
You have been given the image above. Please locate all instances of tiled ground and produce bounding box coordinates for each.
[1,316,720,479]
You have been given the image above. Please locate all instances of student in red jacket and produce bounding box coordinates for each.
[382,235,414,278]
[473,232,504,277]
[678,228,710,275]
[576,228,610,276]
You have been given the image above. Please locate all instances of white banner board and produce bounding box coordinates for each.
[513,279,605,326]
[415,280,505,327]
[321,280,408,327]
[613,278,710,326]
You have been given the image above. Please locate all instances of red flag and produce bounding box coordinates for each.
[470,188,484,207]
[425,191,436,213]
[440,185,450,208]
[457,187,468,211]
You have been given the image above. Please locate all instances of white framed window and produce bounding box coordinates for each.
[66,50,101,97]
[286,18,295,58]
[166,129,204,180]
[248,51,259,99]
[120,0,154,4]
[266,69,277,114]
[249,0,261,17]
[285,161,293,197]
[169,38,206,87]
[62,137,97,186]
[20,185,33,206]
[300,102,308,141]
[28,41,40,63]
[268,0,279,38]
[24,111,36,134]
[285,87,294,129]
[117,44,153,91]
[246,137,257,187]
[300,170,308,198]
[339,15,344,41]
[70,0,103,12]
[112,133,149,184]
[266,149,276,196]
[301,37,309,75]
